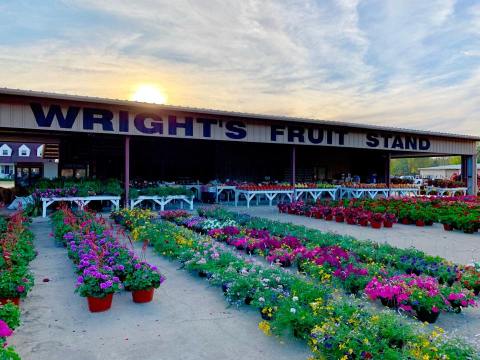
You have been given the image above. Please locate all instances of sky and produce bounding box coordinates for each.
[0,0,479,135]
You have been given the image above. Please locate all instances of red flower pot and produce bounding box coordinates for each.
[335,216,344,223]
[0,298,20,306]
[87,293,113,312]
[401,218,410,225]
[314,213,323,219]
[132,288,155,303]
[383,221,393,228]
[359,220,369,227]
[371,222,382,229]
[443,224,453,231]
[325,215,333,221]
[346,219,357,225]
[415,220,425,227]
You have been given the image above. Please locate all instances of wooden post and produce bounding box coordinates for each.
[292,145,296,186]
[385,153,391,187]
[124,136,130,208]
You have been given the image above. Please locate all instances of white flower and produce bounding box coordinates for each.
[292,296,299,302]
[290,308,296,314]
[259,297,265,303]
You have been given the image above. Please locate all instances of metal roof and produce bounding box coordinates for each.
[1,87,479,141]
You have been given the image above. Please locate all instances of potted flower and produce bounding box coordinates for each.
[75,265,122,312]
[383,213,396,228]
[398,208,411,225]
[358,212,370,227]
[456,214,479,234]
[409,208,427,227]
[344,208,357,225]
[322,207,333,221]
[458,267,480,295]
[410,287,444,323]
[370,213,384,229]
[441,284,476,313]
[333,207,345,223]
[0,267,34,306]
[124,262,166,303]
[266,249,294,267]
[439,213,455,231]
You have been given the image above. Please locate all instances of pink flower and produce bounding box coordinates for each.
[16,285,25,293]
[432,306,439,313]
[0,320,13,337]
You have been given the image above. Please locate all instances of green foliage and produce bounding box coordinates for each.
[0,303,21,330]
[0,267,34,299]
[32,178,123,196]
[390,156,461,176]
[0,218,6,234]
[125,211,479,360]
[123,263,163,291]
[0,346,21,360]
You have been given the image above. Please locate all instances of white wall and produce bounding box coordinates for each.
[43,161,58,179]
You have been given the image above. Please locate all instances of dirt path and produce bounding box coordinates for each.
[10,217,310,360]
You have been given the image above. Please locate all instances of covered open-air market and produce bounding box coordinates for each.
[2,2,480,360]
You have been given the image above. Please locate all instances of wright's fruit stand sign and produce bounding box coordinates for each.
[0,97,477,155]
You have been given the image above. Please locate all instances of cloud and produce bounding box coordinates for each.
[0,0,479,135]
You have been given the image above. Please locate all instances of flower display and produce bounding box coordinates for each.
[52,208,165,304]
[278,196,480,233]
[113,208,479,360]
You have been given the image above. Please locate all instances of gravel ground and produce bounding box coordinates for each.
[10,217,310,360]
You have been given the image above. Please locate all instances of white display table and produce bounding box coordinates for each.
[130,195,194,211]
[41,196,121,217]
[339,187,390,199]
[294,187,339,202]
[234,189,294,208]
[425,187,468,196]
[389,187,420,197]
[215,185,236,203]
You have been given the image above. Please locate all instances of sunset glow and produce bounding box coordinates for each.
[131,85,168,104]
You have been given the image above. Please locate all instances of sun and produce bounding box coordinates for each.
[131,85,167,104]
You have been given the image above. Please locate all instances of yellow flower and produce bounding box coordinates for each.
[258,321,271,336]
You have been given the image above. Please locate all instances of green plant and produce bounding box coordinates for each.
[123,262,164,291]
[0,346,20,360]
[0,303,20,330]
[0,267,34,299]
[0,218,7,234]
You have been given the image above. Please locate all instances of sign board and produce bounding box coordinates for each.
[0,101,476,155]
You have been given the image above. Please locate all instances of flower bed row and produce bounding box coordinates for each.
[161,210,477,324]
[113,211,479,360]
[299,196,480,233]
[204,207,480,291]
[51,207,165,312]
[0,211,37,359]
[279,201,397,229]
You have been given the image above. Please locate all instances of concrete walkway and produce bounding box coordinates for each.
[10,217,310,360]
[229,206,480,265]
